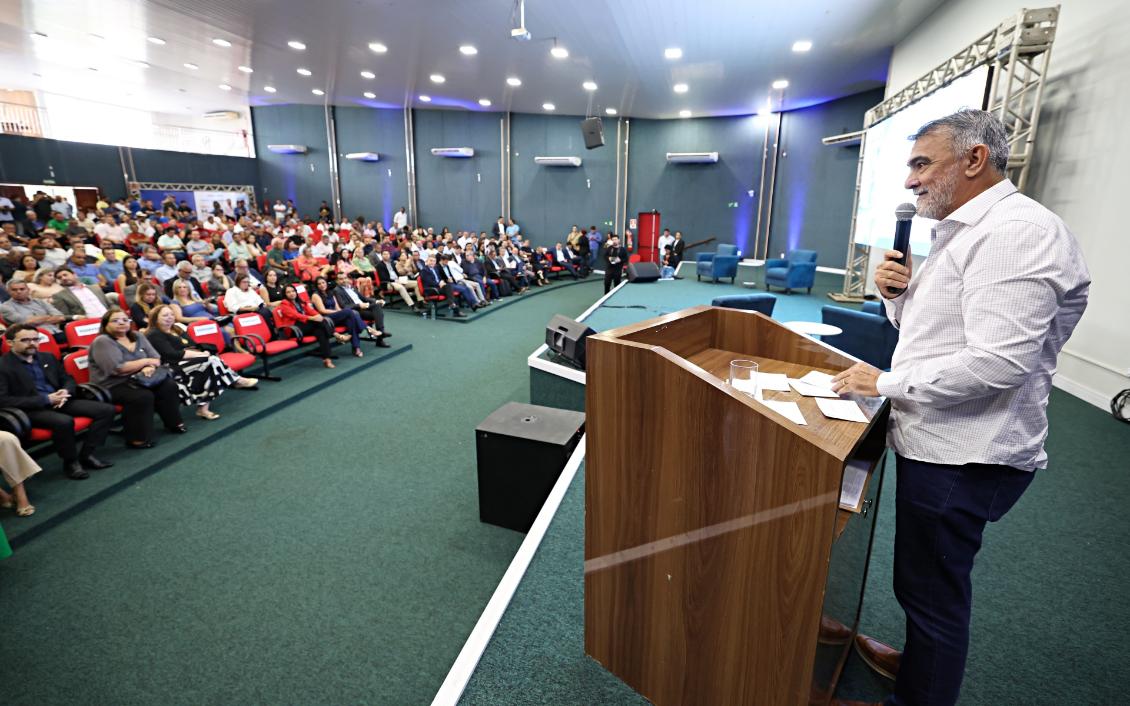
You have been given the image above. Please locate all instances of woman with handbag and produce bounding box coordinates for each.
[88,308,186,449]
[274,284,338,369]
[144,305,258,421]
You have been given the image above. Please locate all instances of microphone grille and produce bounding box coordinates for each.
[895,202,917,221]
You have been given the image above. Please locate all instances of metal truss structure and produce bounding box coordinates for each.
[831,6,1058,302]
[127,181,258,208]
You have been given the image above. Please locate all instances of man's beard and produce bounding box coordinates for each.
[915,167,959,220]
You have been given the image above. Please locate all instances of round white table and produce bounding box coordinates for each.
[782,321,843,337]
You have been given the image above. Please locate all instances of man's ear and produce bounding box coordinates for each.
[964,144,992,178]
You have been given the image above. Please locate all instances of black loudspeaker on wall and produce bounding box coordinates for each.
[581,117,604,150]
[627,261,661,283]
[545,314,596,369]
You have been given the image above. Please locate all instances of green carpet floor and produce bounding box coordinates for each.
[0,279,605,705]
[463,276,1130,705]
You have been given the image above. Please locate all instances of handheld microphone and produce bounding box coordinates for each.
[887,203,916,295]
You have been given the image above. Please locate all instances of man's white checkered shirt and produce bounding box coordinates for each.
[876,179,1090,471]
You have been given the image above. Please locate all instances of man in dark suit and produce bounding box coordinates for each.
[330,273,391,347]
[552,243,580,279]
[492,217,506,239]
[602,233,632,294]
[672,231,686,267]
[418,256,466,317]
[0,324,115,479]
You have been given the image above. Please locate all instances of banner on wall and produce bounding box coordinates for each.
[192,190,251,220]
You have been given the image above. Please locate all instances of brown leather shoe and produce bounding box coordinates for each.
[854,633,900,680]
[818,615,853,645]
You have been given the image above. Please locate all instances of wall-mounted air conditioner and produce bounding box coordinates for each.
[267,144,308,154]
[203,110,241,121]
[344,152,381,162]
[431,147,474,158]
[534,156,582,167]
[666,152,719,163]
[821,130,864,147]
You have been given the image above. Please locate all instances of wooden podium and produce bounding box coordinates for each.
[584,306,890,705]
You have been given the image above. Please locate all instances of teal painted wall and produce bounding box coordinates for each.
[509,114,616,248]
[334,106,408,226]
[412,110,503,233]
[625,115,767,256]
[251,104,331,217]
[768,88,884,267]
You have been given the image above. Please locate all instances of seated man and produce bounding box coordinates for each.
[137,246,164,274]
[0,281,68,342]
[373,250,415,308]
[330,273,391,347]
[461,249,499,300]
[0,324,114,479]
[164,260,207,300]
[418,255,466,318]
[51,267,113,321]
[153,251,180,283]
[65,249,106,288]
[439,253,485,309]
[552,242,580,279]
[231,258,263,287]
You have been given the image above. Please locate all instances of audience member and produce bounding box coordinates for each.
[275,284,336,368]
[310,276,367,357]
[0,281,68,342]
[330,273,391,346]
[0,324,115,479]
[419,255,466,318]
[51,267,112,320]
[0,430,40,517]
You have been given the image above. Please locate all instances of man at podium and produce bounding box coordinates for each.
[831,110,1090,706]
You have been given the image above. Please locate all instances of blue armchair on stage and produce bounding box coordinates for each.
[821,301,900,370]
[710,293,776,316]
[696,244,741,283]
[764,249,817,294]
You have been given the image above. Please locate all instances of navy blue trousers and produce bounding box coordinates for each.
[887,454,1035,706]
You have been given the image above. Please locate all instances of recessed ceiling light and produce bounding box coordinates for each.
[478,98,492,107]
[673,83,688,94]
[506,77,522,87]
[263,86,277,93]
[212,38,232,48]
[147,36,166,45]
[312,88,325,96]
[360,70,375,79]
[430,74,445,84]
[419,95,432,102]
[363,91,376,99]
[792,40,813,52]
[219,84,232,91]
[184,62,199,70]
[135,60,150,68]
[459,45,478,56]
[550,46,569,59]
[288,40,306,51]
[679,109,692,118]
[605,107,618,116]
[238,65,253,73]
[542,102,556,111]
[297,67,312,76]
[368,42,388,53]
[772,79,789,89]
[29,32,49,41]
[582,81,598,91]
[664,47,683,60]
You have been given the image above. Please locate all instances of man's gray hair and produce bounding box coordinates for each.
[910,109,1009,174]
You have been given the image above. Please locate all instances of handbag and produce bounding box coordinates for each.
[130,365,172,389]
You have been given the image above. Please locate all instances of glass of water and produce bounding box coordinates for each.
[729,359,760,401]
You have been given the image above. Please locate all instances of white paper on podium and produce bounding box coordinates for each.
[761,399,807,425]
[799,370,836,388]
[756,372,790,392]
[788,378,839,398]
[730,377,760,399]
[840,459,870,509]
[815,397,869,423]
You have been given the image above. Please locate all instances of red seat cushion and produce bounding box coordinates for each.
[263,340,299,355]
[300,335,317,344]
[30,416,93,442]
[219,352,256,371]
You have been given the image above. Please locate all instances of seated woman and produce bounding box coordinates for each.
[170,279,218,325]
[10,255,39,284]
[206,262,233,299]
[88,308,186,449]
[28,268,64,300]
[224,274,268,317]
[0,430,41,517]
[145,304,257,420]
[131,282,175,329]
[274,284,337,368]
[293,245,332,283]
[258,268,287,314]
[310,275,366,358]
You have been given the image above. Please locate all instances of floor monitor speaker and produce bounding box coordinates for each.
[545,314,596,369]
[627,261,661,283]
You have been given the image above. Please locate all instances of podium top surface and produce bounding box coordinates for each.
[476,402,585,444]
[587,306,887,460]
